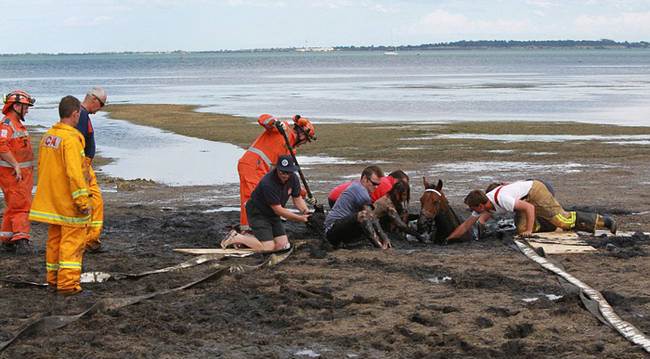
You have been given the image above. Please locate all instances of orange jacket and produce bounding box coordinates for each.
[0,116,34,168]
[29,123,90,227]
[238,118,298,171]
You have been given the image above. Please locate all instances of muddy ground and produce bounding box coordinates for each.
[2,111,650,358]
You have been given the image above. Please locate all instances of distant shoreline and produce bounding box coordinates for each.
[2,39,648,56]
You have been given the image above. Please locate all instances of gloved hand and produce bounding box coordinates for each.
[274,120,288,133]
[305,196,317,206]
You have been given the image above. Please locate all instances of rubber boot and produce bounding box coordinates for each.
[574,211,597,234]
[596,214,618,235]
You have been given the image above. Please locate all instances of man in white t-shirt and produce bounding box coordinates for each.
[447,180,617,240]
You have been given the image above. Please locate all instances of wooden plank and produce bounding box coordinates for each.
[174,248,255,255]
[529,231,579,240]
[527,238,590,246]
[527,242,597,254]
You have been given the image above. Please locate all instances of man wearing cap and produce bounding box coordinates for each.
[223,155,310,252]
[77,87,107,253]
[0,90,36,252]
[237,114,316,233]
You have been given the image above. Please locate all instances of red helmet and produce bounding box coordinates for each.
[293,115,316,141]
[2,90,35,115]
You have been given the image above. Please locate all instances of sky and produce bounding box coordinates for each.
[1,0,649,53]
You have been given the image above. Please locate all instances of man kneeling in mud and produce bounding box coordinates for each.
[447,179,617,240]
[222,155,310,251]
[324,166,392,249]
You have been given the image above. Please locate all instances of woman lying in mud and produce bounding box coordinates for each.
[221,155,310,252]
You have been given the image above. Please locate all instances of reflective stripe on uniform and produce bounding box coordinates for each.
[29,209,91,224]
[12,130,28,138]
[46,262,59,271]
[554,212,576,227]
[0,231,13,238]
[90,220,103,228]
[59,261,82,269]
[262,116,277,126]
[4,119,29,138]
[247,146,272,167]
[71,188,89,199]
[0,160,34,168]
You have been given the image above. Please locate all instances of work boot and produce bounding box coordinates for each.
[597,214,618,235]
[574,211,597,234]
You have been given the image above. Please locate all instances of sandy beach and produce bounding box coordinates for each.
[1,104,649,358]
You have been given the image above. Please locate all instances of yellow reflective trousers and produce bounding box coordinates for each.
[46,225,85,293]
[84,160,104,248]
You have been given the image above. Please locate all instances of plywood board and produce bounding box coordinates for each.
[527,241,597,254]
[174,248,255,255]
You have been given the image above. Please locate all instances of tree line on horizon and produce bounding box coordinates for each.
[2,39,649,56]
[335,39,650,51]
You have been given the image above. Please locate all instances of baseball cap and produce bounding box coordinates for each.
[87,87,107,106]
[276,155,298,172]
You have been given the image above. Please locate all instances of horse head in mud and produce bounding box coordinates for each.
[417,177,469,243]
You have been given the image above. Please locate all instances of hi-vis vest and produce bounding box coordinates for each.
[239,119,297,171]
[29,123,90,227]
[0,116,34,169]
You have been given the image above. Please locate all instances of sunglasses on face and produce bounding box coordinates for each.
[278,170,292,175]
[368,178,381,186]
[93,95,105,107]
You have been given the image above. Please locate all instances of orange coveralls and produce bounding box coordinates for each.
[237,117,297,231]
[29,123,90,293]
[0,116,34,243]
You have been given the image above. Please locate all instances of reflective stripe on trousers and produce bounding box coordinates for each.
[246,146,272,168]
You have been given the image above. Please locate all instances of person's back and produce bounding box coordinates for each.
[325,181,371,231]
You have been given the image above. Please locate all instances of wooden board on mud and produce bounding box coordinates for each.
[174,248,255,255]
[518,231,596,254]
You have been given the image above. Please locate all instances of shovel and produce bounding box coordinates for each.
[275,119,323,213]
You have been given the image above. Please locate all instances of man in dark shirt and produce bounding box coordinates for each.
[222,155,310,252]
[76,87,107,253]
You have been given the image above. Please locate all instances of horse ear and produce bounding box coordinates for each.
[436,179,443,191]
[423,176,430,189]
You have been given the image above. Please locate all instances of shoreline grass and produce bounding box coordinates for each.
[103,104,650,166]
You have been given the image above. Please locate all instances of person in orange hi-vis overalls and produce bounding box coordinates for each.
[0,90,36,253]
[237,114,316,232]
[29,96,91,295]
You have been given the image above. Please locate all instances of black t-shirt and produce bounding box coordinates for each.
[250,169,301,217]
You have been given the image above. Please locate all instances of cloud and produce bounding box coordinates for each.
[226,0,287,7]
[63,16,113,28]
[410,9,530,37]
[575,11,650,35]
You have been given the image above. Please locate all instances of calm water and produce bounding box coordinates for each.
[3,50,649,185]
[2,49,650,124]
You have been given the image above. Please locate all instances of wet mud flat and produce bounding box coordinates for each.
[2,106,650,357]
[1,196,649,358]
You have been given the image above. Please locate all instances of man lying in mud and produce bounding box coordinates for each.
[222,155,310,252]
[324,165,392,249]
[446,179,618,240]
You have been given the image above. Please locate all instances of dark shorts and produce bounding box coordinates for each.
[325,213,365,247]
[246,201,286,242]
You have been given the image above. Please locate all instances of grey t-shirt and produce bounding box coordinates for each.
[325,181,371,232]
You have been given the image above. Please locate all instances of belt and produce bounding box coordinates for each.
[0,160,33,168]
